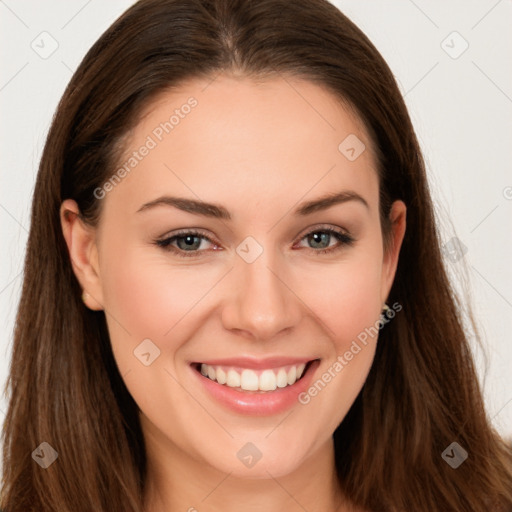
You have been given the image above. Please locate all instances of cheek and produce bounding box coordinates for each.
[99,243,227,377]
[292,253,383,346]
[98,247,213,441]
[101,247,213,337]
[293,257,383,434]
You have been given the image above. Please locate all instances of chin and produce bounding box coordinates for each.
[201,438,313,480]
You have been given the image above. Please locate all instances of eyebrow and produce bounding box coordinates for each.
[136,190,369,219]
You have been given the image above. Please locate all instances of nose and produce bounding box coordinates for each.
[221,247,303,341]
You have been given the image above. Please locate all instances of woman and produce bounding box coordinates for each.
[1,0,511,510]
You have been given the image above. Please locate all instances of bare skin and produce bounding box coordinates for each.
[61,74,406,512]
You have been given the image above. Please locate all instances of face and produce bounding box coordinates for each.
[62,74,406,480]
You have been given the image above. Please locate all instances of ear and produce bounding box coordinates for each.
[380,200,406,305]
[60,199,104,310]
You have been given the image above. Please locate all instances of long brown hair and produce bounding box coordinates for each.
[2,1,511,510]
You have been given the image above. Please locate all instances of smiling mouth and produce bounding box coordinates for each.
[191,360,318,393]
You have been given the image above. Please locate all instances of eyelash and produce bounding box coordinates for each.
[154,225,355,258]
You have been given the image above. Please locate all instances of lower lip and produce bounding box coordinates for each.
[191,360,320,416]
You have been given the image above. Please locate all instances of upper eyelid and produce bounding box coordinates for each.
[296,223,349,238]
[167,228,217,244]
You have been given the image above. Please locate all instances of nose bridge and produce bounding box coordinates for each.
[222,236,301,340]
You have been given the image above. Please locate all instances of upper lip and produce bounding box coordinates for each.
[191,356,318,370]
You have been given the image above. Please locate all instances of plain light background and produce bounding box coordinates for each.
[0,0,511,455]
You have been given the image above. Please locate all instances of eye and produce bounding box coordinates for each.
[154,229,220,258]
[295,225,355,255]
[154,225,355,258]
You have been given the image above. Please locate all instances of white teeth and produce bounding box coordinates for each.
[259,370,277,391]
[240,369,259,391]
[198,362,310,391]
[226,369,241,388]
[276,369,288,388]
[287,366,296,385]
[216,367,227,385]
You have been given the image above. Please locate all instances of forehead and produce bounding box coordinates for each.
[103,74,379,219]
